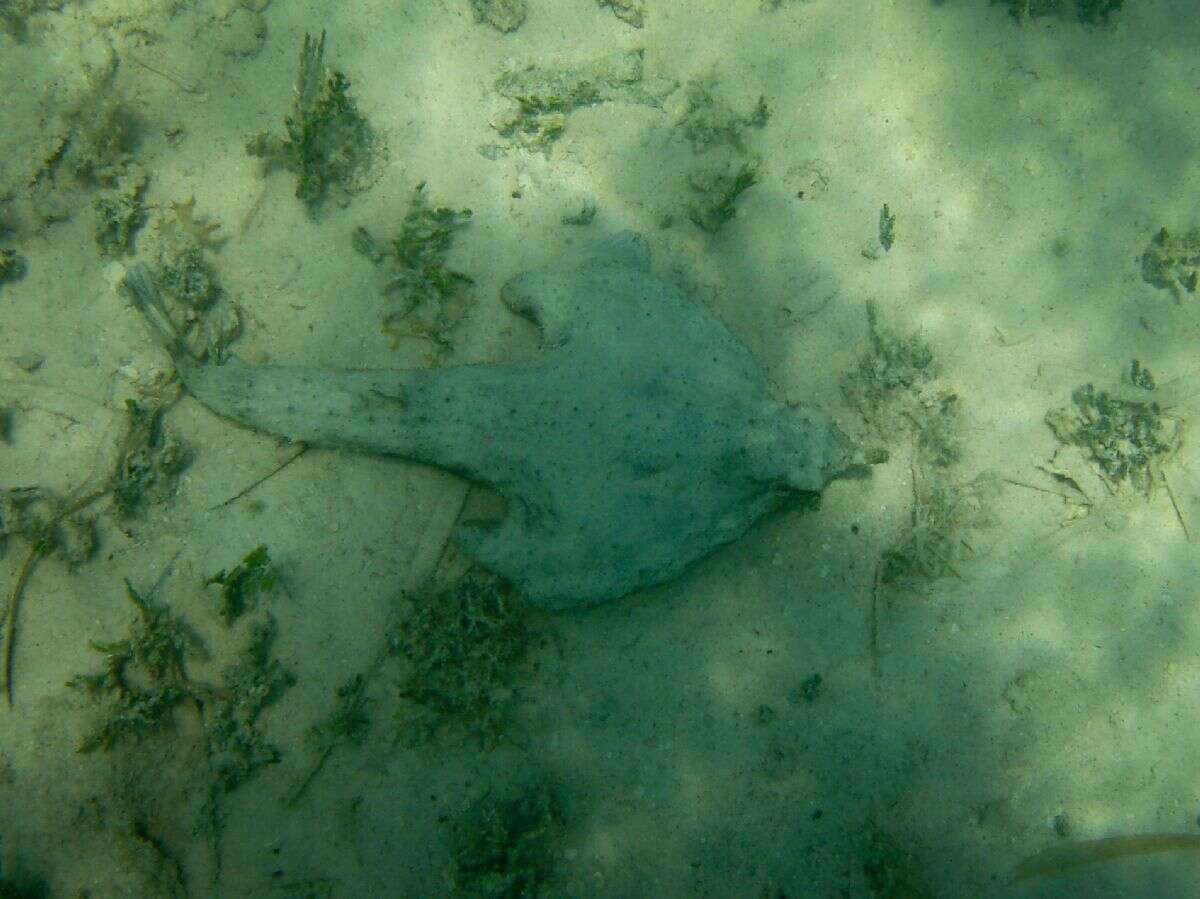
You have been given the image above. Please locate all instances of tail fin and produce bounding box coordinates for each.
[121,263,186,357]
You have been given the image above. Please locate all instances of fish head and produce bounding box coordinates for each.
[773,402,858,493]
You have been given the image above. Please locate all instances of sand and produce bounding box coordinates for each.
[3,0,1200,896]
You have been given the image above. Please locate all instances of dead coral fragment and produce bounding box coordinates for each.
[245,31,383,213]
[390,574,533,748]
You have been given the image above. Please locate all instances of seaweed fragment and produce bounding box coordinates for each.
[1,484,108,706]
[841,301,962,468]
[673,78,767,232]
[67,570,292,882]
[137,206,241,362]
[449,779,565,899]
[2,394,188,706]
[598,0,645,27]
[246,31,383,213]
[67,579,205,752]
[111,399,189,519]
[61,88,139,187]
[0,247,26,284]
[595,0,643,26]
[878,203,896,252]
[997,0,1124,23]
[0,847,48,899]
[355,183,474,351]
[163,195,224,250]
[1141,225,1200,300]
[390,574,533,748]
[842,302,990,604]
[860,821,935,899]
[93,166,147,257]
[491,49,676,152]
[675,79,768,153]
[204,615,295,792]
[155,241,220,309]
[284,672,371,806]
[0,487,95,564]
[204,544,278,626]
[686,152,760,233]
[1045,370,1177,494]
[469,0,526,32]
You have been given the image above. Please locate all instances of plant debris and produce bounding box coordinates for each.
[879,470,996,588]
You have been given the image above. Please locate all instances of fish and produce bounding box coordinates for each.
[123,231,873,610]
